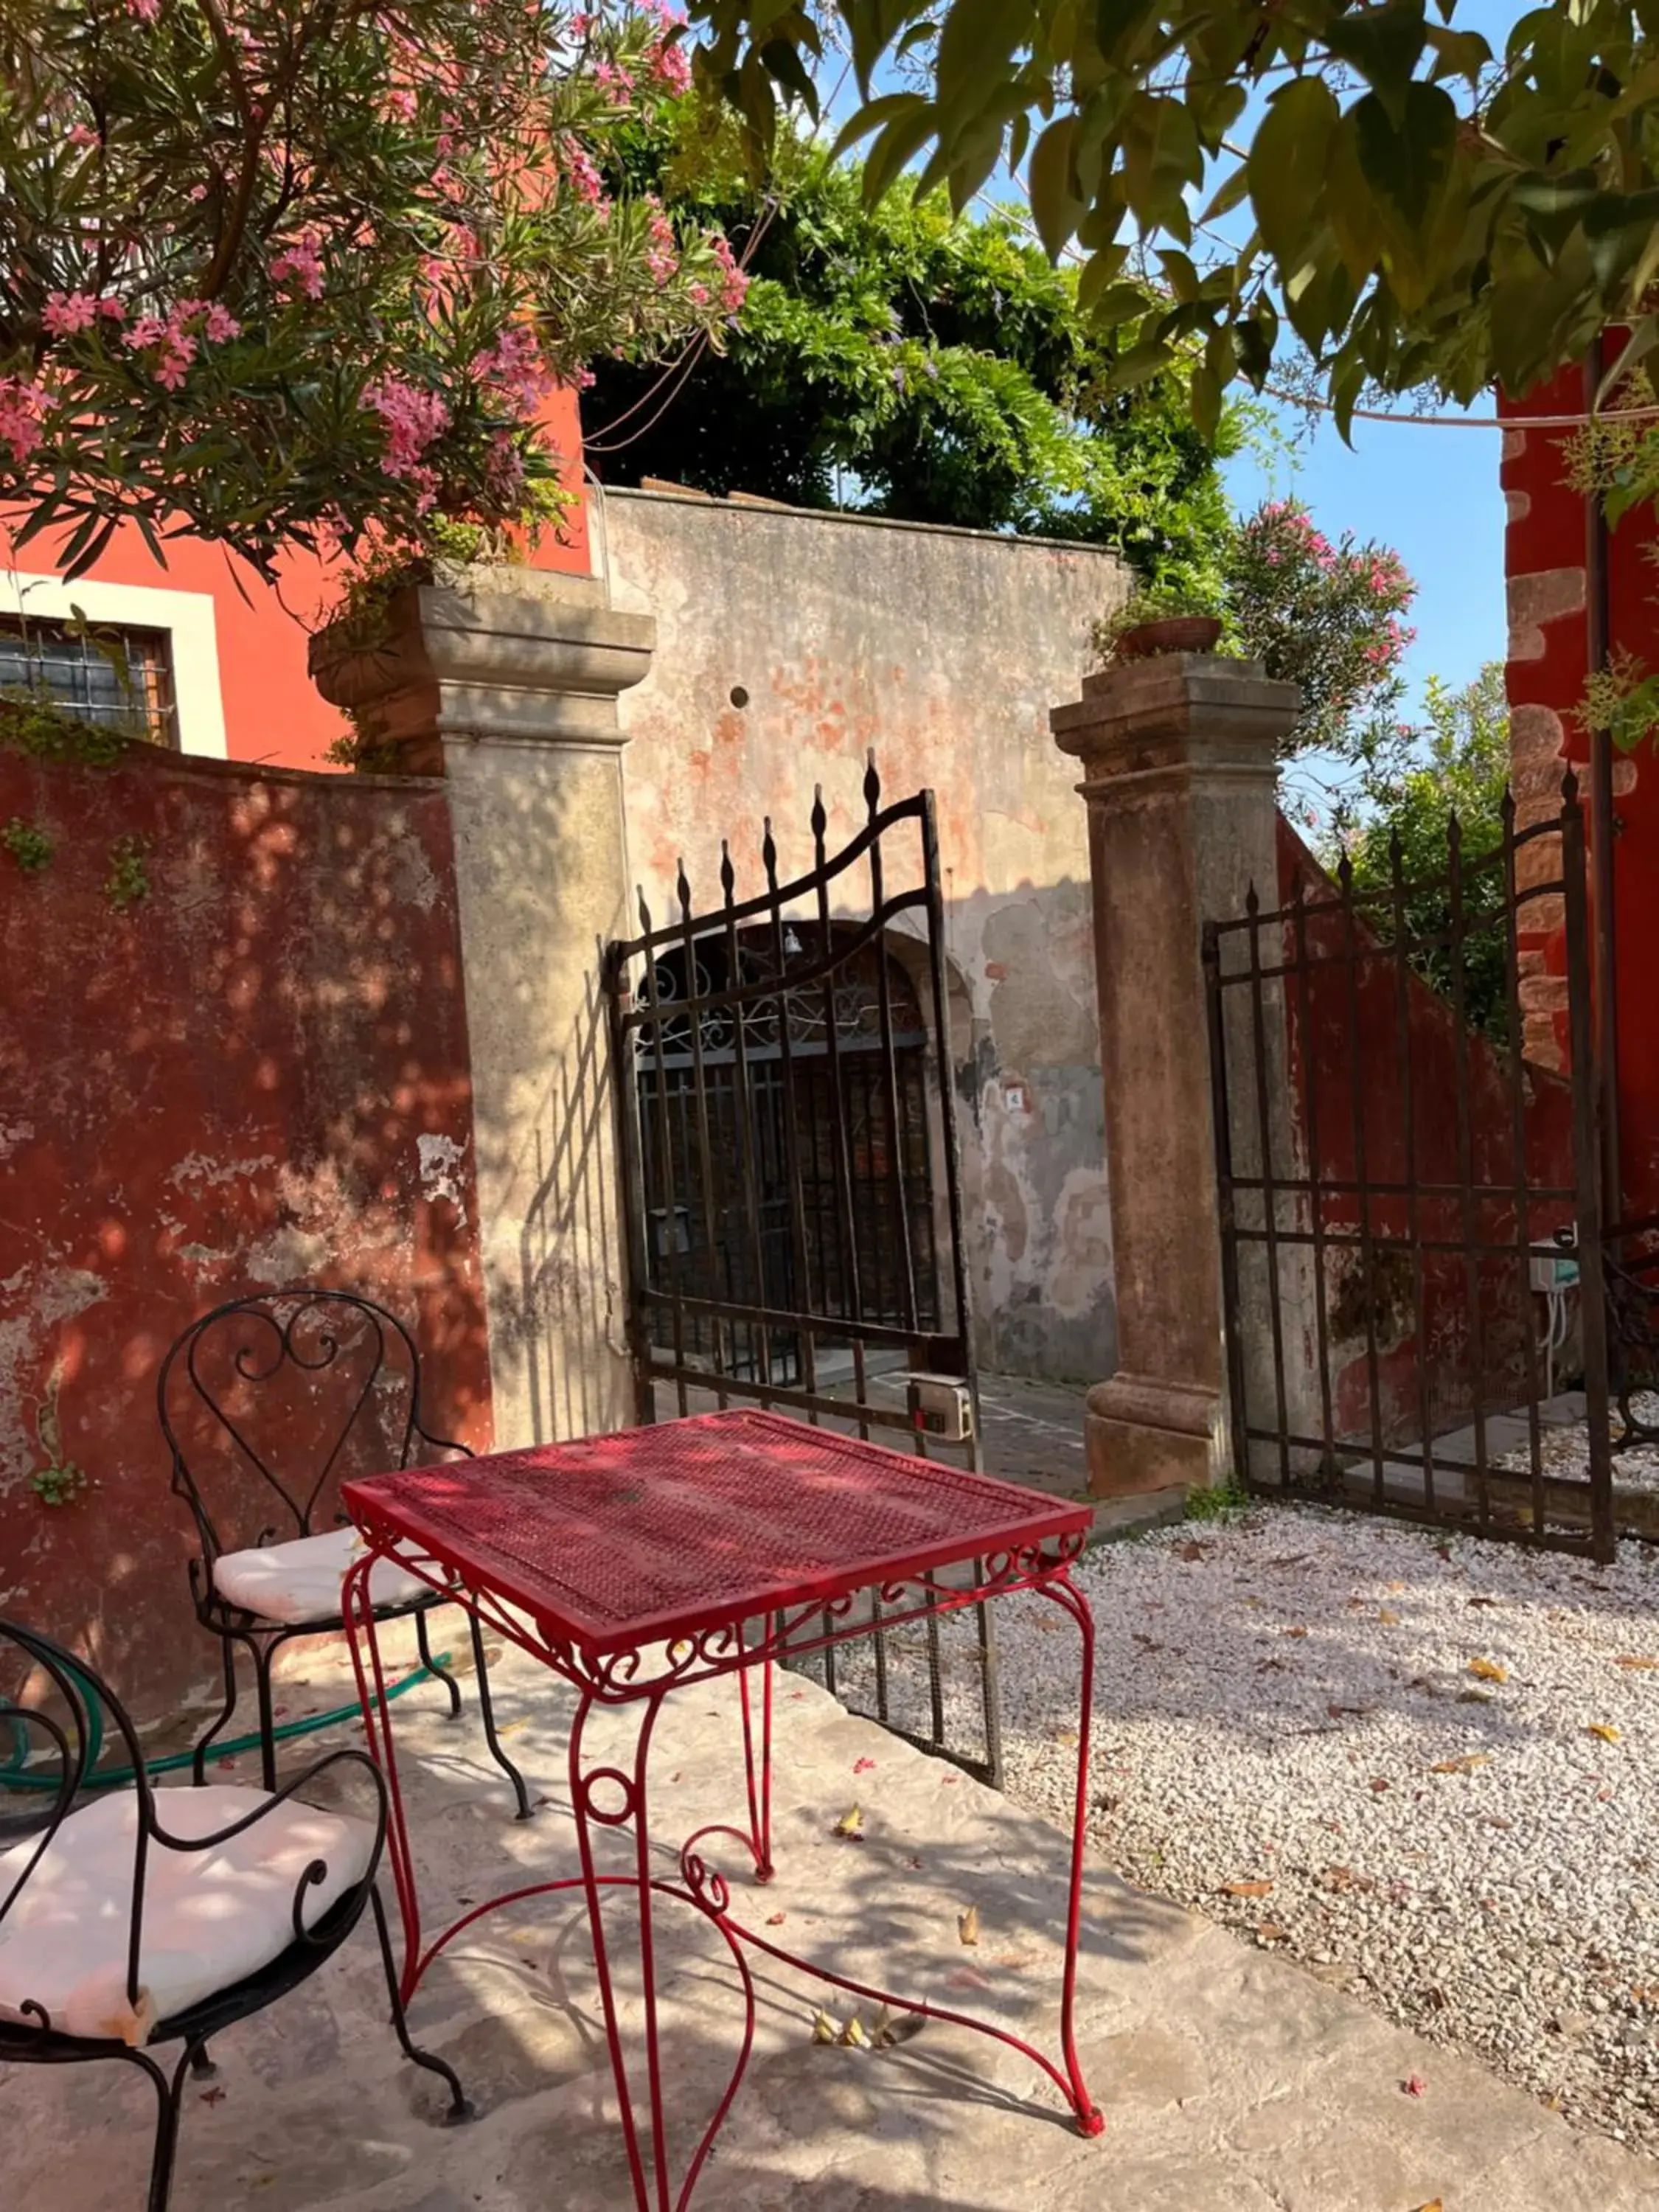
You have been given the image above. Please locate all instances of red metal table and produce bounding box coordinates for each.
[341,1407,1101,2209]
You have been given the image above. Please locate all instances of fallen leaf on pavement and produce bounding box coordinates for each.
[1615,1655,1659,1670]
[1282,1625,1310,1640]
[870,2005,897,2049]
[1430,1753,1491,1775]
[766,1912,786,1926]
[1378,1607,1401,1625]
[199,2086,226,2107]
[838,2015,869,2049]
[1175,1540,1213,1562]
[1469,1658,1508,1683]
[945,1965,993,1992]
[811,2011,839,2045]
[958,1904,981,1946]
[832,1805,865,1840]
[1256,1923,1289,1942]
[854,1757,876,1775]
[1402,2073,1428,2097]
[1589,1723,1622,1743]
[1222,1879,1274,1898]
[1411,2200,1444,2211]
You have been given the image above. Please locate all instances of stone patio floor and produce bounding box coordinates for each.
[10,1626,1659,2212]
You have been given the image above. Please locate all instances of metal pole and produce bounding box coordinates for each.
[1585,341,1622,1225]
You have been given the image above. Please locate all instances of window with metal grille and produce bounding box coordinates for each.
[0,616,179,748]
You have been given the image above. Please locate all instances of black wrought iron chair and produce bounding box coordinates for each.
[158,1288,529,1817]
[0,1615,469,2212]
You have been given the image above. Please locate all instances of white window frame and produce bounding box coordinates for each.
[0,568,228,758]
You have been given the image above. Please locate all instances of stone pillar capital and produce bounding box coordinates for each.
[1051,653,1301,795]
[310,564,656,774]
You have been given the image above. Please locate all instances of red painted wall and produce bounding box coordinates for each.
[1276,818,1576,1447]
[0,745,490,1715]
[1,387,591,773]
[1500,369,1659,1215]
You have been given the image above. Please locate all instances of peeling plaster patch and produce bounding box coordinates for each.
[0,1119,35,1161]
[417,1132,470,1214]
[1045,1167,1114,1320]
[386,815,443,911]
[241,1161,380,1286]
[0,1266,108,1493]
[168,1152,278,1191]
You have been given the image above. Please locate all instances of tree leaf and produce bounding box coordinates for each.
[1589,1722,1622,1743]
[1102,336,1174,394]
[1352,80,1458,251]
[1324,1,1430,128]
[936,0,1035,136]
[862,102,941,206]
[1326,111,1385,282]
[832,1804,866,1838]
[831,91,926,163]
[958,1902,981,1944]
[1248,77,1340,268]
[1029,113,1083,259]
[1468,1657,1508,1683]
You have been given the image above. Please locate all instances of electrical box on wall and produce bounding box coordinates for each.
[905,1374,974,1443]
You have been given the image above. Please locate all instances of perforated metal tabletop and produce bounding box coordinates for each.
[343,1408,1090,1656]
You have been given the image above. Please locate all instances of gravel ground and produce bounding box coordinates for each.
[823,1506,1659,2152]
[1498,1391,1659,1495]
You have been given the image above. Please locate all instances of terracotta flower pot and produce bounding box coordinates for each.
[1113,614,1223,661]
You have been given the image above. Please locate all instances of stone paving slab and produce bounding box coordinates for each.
[7,1630,1658,2212]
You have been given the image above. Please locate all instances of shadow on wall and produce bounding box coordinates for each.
[516,961,631,1447]
[0,744,490,1717]
[936,887,1115,1391]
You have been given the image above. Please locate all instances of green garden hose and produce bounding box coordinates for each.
[0,1654,449,1791]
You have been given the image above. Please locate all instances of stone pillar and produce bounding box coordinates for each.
[314,566,654,1447]
[1051,653,1301,1497]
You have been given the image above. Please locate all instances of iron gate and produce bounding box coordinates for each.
[603,759,1003,1776]
[1205,774,1618,1562]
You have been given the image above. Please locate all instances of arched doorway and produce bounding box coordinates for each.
[632,922,942,1384]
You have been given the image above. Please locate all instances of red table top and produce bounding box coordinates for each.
[342,1408,1090,1656]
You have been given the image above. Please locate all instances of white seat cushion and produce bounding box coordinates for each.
[212,1526,434,1625]
[0,1782,376,2045]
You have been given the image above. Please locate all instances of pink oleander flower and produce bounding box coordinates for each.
[97,296,126,321]
[42,291,100,336]
[0,375,50,463]
[269,233,325,301]
[385,86,418,121]
[711,233,749,315]
[202,303,241,342]
[127,0,160,19]
[650,38,691,92]
[563,140,604,204]
[485,429,526,504]
[362,375,451,507]
[69,122,99,147]
[124,314,167,349]
[646,200,677,284]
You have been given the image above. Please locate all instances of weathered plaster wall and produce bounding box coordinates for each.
[602,487,1128,1382]
[0,745,490,1714]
